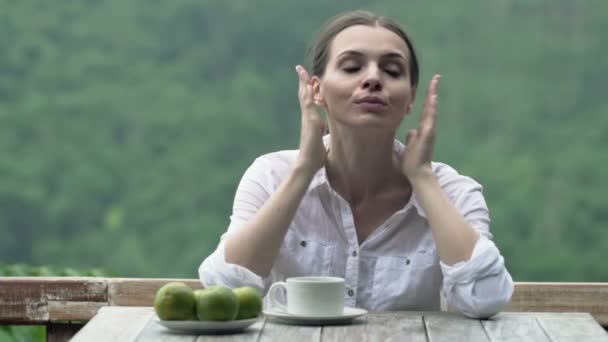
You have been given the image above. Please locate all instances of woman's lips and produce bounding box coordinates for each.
[356,101,387,112]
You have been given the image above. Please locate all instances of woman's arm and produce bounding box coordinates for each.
[401,74,478,265]
[224,163,316,277]
[411,172,479,265]
[400,75,512,317]
[224,65,326,277]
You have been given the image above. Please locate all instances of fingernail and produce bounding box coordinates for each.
[295,65,301,73]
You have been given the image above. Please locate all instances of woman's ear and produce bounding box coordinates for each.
[310,76,325,107]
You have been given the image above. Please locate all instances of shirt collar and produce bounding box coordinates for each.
[307,134,426,217]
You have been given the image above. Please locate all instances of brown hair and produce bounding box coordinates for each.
[308,10,419,88]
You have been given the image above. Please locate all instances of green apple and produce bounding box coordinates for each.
[153,282,196,320]
[233,286,263,319]
[195,285,239,321]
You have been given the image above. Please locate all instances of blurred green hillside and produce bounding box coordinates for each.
[1,0,606,281]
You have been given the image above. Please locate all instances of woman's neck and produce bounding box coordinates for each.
[325,127,409,206]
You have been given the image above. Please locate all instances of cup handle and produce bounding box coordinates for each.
[267,281,287,313]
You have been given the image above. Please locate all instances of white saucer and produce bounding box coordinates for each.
[157,316,260,334]
[263,307,368,325]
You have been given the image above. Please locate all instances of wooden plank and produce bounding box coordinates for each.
[0,277,107,323]
[108,278,204,306]
[322,311,427,342]
[258,320,321,342]
[2,278,607,330]
[70,306,154,342]
[509,282,608,327]
[196,320,265,342]
[0,277,107,301]
[481,313,551,342]
[48,301,107,321]
[134,318,196,342]
[535,312,608,342]
[0,300,48,323]
[424,312,489,342]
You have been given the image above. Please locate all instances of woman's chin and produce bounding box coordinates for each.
[336,114,402,130]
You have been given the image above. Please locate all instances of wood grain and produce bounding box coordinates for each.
[70,306,153,342]
[2,278,608,331]
[0,277,107,323]
[535,312,608,342]
[509,282,608,327]
[258,320,321,342]
[108,278,204,306]
[322,311,427,342]
[66,309,608,341]
[424,312,489,342]
[48,301,107,321]
[135,318,197,342]
[481,313,551,342]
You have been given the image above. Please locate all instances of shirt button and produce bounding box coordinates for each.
[352,250,357,257]
[406,259,411,265]
[300,240,307,247]
[347,289,355,297]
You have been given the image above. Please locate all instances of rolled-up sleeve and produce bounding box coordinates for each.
[198,155,281,293]
[198,239,266,292]
[437,164,514,318]
[441,237,514,318]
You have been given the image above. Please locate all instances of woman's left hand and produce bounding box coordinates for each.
[400,74,441,182]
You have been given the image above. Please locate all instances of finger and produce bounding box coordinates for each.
[419,74,441,130]
[296,65,314,109]
[295,65,311,88]
[406,129,417,146]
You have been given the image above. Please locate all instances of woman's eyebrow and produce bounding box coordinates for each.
[336,50,407,62]
[336,50,364,60]
[382,52,408,62]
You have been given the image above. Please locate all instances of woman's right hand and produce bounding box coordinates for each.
[295,65,327,173]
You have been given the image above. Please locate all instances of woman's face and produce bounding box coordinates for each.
[313,25,416,131]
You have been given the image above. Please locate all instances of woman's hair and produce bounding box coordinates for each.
[308,10,419,88]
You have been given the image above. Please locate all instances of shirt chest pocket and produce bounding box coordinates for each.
[278,235,335,277]
[371,250,438,310]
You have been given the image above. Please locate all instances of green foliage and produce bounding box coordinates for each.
[0,0,607,281]
[0,264,113,277]
[0,326,45,342]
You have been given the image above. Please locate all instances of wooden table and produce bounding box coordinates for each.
[71,307,608,341]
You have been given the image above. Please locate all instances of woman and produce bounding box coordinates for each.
[199,10,513,318]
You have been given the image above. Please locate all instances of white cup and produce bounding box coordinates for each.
[267,276,345,317]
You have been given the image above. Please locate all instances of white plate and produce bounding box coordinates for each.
[157,316,260,334]
[263,307,368,325]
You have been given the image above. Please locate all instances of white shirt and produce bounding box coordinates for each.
[199,137,514,318]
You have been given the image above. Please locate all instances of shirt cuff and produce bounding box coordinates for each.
[440,236,504,290]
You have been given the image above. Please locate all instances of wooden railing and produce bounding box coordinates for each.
[1,277,607,341]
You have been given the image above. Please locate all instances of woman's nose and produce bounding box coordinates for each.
[362,67,382,91]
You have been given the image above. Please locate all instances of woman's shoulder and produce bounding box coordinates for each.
[252,149,299,168]
[431,161,483,193]
[244,149,301,180]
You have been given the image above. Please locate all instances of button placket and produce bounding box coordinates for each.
[344,245,360,306]
[335,194,359,306]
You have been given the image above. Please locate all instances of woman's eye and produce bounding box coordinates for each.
[385,68,401,77]
[342,66,360,73]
